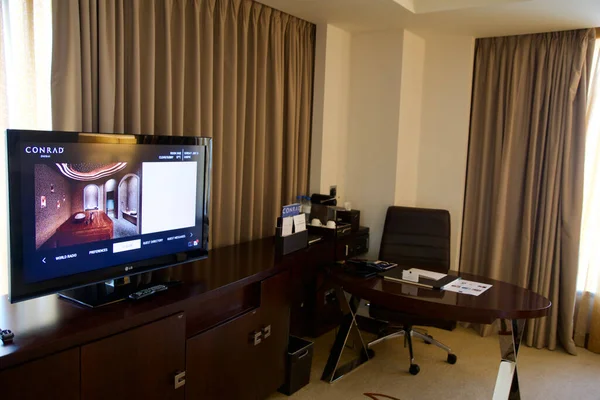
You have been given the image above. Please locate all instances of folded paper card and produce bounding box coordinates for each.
[293,213,306,233]
[281,216,293,236]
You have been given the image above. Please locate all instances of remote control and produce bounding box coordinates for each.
[129,284,169,300]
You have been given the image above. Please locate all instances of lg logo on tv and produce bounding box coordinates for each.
[25,146,65,154]
[125,266,134,272]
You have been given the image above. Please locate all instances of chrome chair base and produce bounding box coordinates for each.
[367,325,457,375]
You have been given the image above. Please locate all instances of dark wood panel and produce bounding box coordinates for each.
[289,240,335,337]
[255,271,291,398]
[81,313,186,400]
[186,271,291,400]
[185,281,260,337]
[0,347,80,400]
[186,309,263,400]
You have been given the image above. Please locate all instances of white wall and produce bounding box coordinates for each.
[395,30,426,206]
[311,27,475,264]
[309,24,351,202]
[345,31,405,257]
[416,34,475,270]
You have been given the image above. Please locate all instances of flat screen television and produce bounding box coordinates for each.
[5,129,211,305]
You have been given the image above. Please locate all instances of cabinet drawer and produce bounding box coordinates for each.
[81,313,186,400]
[186,271,290,400]
[186,308,263,399]
[0,347,80,400]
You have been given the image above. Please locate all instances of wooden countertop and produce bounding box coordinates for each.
[0,237,293,370]
[328,265,551,324]
[56,210,113,233]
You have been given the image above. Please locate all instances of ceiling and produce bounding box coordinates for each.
[255,0,600,37]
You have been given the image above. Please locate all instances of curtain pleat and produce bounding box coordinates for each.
[460,29,595,354]
[0,1,7,296]
[573,37,600,355]
[51,0,314,248]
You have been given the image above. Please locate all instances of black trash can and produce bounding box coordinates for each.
[278,336,314,396]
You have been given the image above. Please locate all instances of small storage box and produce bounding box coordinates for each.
[275,229,308,256]
[278,336,314,396]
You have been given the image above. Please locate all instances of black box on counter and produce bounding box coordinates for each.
[275,228,308,256]
[307,222,352,239]
[336,210,360,232]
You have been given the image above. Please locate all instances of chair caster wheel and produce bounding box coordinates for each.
[424,334,434,344]
[409,364,420,375]
[447,354,457,364]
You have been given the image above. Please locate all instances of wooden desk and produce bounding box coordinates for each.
[322,266,551,399]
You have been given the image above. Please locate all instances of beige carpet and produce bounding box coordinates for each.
[268,325,600,400]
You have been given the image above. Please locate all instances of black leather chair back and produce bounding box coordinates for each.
[378,206,451,274]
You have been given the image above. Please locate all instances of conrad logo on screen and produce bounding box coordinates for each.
[125,266,134,272]
[25,146,65,154]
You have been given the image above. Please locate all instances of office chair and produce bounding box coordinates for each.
[368,206,457,375]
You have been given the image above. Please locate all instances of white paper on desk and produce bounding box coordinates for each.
[293,213,306,233]
[281,216,293,236]
[406,268,447,281]
[402,270,419,282]
[443,279,492,296]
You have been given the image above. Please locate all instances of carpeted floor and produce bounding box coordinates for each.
[268,325,600,400]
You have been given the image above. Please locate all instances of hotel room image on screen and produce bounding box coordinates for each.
[19,141,206,284]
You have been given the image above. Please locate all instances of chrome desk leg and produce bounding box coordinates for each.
[493,319,525,400]
[321,285,373,383]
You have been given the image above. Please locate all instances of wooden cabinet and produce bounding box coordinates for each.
[186,271,290,400]
[289,240,340,337]
[0,238,302,400]
[253,271,290,396]
[0,347,80,400]
[290,229,369,338]
[81,312,186,400]
[186,308,263,399]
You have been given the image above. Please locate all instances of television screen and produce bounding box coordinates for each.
[6,130,211,303]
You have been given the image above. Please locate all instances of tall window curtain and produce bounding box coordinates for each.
[574,37,600,354]
[50,0,314,248]
[460,29,595,355]
[0,0,52,295]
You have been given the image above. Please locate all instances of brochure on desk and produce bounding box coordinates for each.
[443,279,492,296]
[380,267,493,296]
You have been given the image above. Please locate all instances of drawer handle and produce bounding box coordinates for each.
[262,325,271,339]
[174,371,186,389]
[297,350,309,359]
[250,331,262,346]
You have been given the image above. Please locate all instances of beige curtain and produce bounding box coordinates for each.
[574,37,600,354]
[0,1,7,296]
[0,0,52,295]
[51,0,314,248]
[460,29,595,355]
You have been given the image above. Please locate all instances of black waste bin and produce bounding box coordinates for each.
[278,336,314,395]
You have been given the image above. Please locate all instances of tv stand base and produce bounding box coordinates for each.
[58,281,134,308]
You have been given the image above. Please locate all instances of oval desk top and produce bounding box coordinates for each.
[327,266,551,324]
